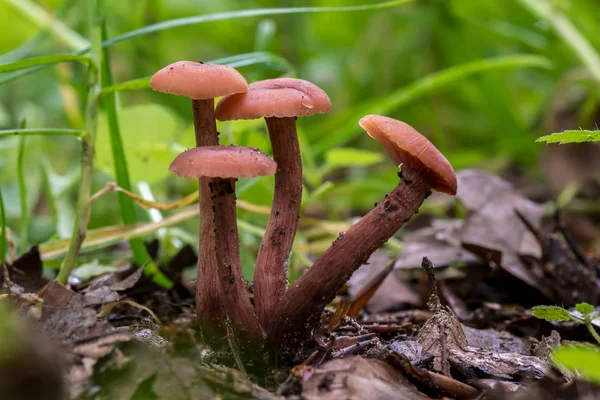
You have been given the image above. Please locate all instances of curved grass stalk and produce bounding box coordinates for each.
[313,54,553,155]
[0,54,90,73]
[0,128,86,139]
[56,0,103,284]
[101,52,294,95]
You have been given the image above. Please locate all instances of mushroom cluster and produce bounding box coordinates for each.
[151,62,457,360]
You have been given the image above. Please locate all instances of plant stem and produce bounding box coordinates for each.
[0,187,6,264]
[99,21,171,288]
[211,178,263,349]
[254,117,302,331]
[17,136,28,255]
[192,99,225,339]
[270,171,430,349]
[56,0,103,284]
[585,317,600,346]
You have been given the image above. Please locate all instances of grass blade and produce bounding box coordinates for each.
[100,21,172,288]
[56,0,104,284]
[0,187,6,264]
[3,0,89,51]
[0,54,90,73]
[101,52,294,95]
[1,1,406,85]
[17,123,28,255]
[0,128,86,139]
[103,0,413,48]
[313,54,553,155]
[517,0,600,83]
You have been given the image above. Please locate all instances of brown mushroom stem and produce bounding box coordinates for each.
[269,170,430,348]
[191,99,224,338]
[254,117,302,331]
[210,178,264,348]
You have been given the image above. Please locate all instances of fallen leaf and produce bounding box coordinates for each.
[347,252,421,314]
[301,356,429,400]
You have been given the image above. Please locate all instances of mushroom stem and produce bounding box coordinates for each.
[254,117,302,331]
[270,170,430,349]
[191,99,224,339]
[210,178,263,348]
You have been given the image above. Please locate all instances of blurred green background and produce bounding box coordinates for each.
[1,0,599,278]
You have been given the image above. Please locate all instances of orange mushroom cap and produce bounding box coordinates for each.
[359,115,457,195]
[215,78,331,120]
[169,146,277,179]
[150,61,248,99]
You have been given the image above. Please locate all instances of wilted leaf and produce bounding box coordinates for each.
[301,356,428,400]
[553,345,600,384]
[532,306,571,322]
[457,170,546,295]
[347,252,421,315]
[393,219,478,270]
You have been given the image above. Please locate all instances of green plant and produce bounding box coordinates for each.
[552,345,600,384]
[532,303,600,345]
[537,129,600,144]
[1,0,409,287]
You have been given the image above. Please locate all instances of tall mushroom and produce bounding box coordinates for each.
[170,146,276,348]
[216,78,331,331]
[270,115,457,349]
[150,62,248,339]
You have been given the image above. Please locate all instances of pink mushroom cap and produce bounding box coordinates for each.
[359,115,457,196]
[169,146,277,179]
[150,61,248,99]
[215,78,331,120]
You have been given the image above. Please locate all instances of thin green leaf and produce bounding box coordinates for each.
[518,0,600,83]
[101,52,293,95]
[536,129,600,144]
[0,128,86,139]
[103,0,414,48]
[3,0,89,51]
[100,21,170,289]
[0,187,6,264]
[576,303,596,317]
[0,54,90,73]
[313,54,553,155]
[0,66,45,86]
[17,122,28,255]
[553,345,600,384]
[532,305,571,322]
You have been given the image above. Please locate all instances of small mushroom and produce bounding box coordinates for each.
[170,146,276,348]
[216,78,331,331]
[270,115,456,349]
[151,62,248,338]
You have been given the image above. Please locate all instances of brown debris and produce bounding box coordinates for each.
[301,356,429,400]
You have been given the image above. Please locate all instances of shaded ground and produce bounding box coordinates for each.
[1,169,600,399]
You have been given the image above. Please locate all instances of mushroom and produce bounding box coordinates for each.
[216,78,331,331]
[151,62,248,338]
[170,146,277,348]
[270,115,457,349]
